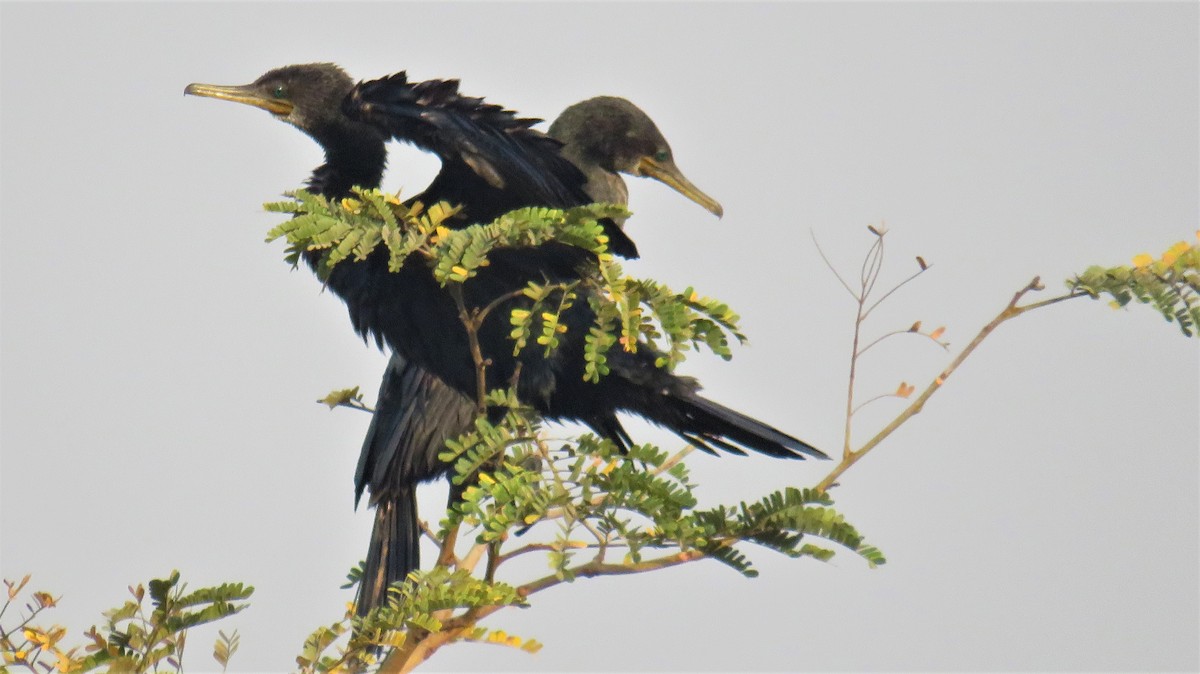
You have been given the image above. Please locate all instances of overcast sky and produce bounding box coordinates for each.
[2,2,1197,672]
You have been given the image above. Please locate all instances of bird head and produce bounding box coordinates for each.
[550,96,724,217]
[185,63,357,140]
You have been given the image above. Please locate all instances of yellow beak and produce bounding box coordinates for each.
[635,156,724,218]
[184,82,294,116]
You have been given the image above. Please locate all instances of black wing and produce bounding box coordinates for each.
[344,72,638,258]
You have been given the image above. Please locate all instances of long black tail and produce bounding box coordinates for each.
[658,393,827,460]
[356,488,420,618]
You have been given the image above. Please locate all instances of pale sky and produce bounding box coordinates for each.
[2,2,1197,672]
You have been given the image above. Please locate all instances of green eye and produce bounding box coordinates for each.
[653,150,670,162]
[272,85,287,99]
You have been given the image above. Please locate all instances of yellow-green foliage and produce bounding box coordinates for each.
[1070,237,1200,337]
[1,572,251,674]
[265,189,747,381]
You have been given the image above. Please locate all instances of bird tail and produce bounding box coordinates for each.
[355,488,420,619]
[659,393,828,460]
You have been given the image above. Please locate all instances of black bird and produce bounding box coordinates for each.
[186,62,825,606]
[351,96,728,616]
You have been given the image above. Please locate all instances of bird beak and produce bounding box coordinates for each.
[634,156,724,218]
[183,82,294,116]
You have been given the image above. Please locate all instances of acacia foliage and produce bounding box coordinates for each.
[263,188,883,669]
[1,571,250,674]
[266,189,745,378]
[1070,238,1200,337]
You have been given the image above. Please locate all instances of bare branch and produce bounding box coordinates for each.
[816,276,1087,491]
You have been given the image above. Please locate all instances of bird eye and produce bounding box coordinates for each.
[272,85,287,99]
[654,150,670,162]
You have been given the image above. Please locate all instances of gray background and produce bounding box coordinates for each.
[2,2,1197,671]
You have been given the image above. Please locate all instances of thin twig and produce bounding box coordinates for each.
[856,327,948,358]
[516,550,707,597]
[653,445,695,476]
[850,392,905,416]
[448,284,489,414]
[496,542,560,564]
[474,287,533,328]
[418,520,440,547]
[862,266,931,320]
[335,399,376,414]
[842,279,865,459]
[811,230,858,301]
[860,234,885,301]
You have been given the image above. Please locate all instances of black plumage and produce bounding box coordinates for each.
[353,96,731,615]
[186,64,825,614]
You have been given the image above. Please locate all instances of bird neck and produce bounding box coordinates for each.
[560,144,629,212]
[307,120,388,198]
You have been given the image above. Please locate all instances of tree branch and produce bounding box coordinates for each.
[816,277,1086,491]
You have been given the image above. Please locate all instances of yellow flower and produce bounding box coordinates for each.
[1131,253,1154,268]
[1162,240,1192,265]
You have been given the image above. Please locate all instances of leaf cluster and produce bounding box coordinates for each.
[436,406,883,582]
[1,571,251,674]
[584,270,746,378]
[1069,238,1200,337]
[295,567,532,673]
[265,190,463,279]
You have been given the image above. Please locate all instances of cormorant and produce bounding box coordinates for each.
[186,63,825,610]
[352,96,727,616]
